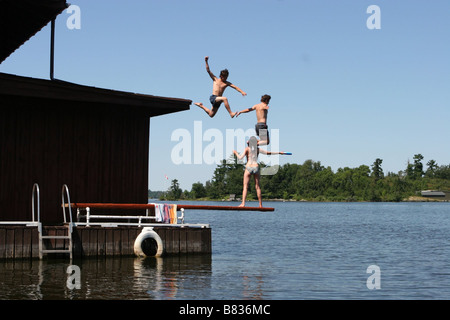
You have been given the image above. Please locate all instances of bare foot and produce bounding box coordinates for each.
[230,111,237,118]
[195,102,212,116]
[238,203,245,207]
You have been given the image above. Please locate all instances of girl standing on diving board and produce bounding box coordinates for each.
[233,136,291,208]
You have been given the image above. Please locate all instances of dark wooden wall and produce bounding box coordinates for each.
[0,96,150,223]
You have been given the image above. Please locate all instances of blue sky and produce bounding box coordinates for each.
[1,0,449,191]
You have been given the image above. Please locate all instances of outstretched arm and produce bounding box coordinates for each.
[205,56,216,80]
[236,105,256,117]
[229,83,247,96]
[259,149,285,155]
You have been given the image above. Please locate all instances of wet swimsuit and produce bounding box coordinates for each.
[210,95,222,108]
[255,122,269,139]
[245,165,260,175]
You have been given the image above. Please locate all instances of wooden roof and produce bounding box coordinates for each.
[0,0,68,63]
[0,72,191,117]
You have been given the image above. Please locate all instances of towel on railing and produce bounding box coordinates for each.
[169,204,177,224]
[152,203,177,224]
[153,203,165,222]
[163,204,170,223]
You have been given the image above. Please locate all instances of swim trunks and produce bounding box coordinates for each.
[245,165,260,175]
[209,95,222,108]
[255,122,268,138]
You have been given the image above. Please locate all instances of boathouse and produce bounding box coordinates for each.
[421,190,450,201]
[0,1,211,259]
[0,1,274,259]
[0,0,191,223]
[0,72,191,223]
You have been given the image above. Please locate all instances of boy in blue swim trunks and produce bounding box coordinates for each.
[195,56,247,118]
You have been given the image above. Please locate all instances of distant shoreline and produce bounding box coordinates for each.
[151,196,449,203]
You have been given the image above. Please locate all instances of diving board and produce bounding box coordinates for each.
[177,204,274,212]
[67,203,274,212]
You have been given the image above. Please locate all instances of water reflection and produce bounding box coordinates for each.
[242,274,265,300]
[0,255,212,300]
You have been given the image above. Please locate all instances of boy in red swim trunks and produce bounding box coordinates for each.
[195,56,247,118]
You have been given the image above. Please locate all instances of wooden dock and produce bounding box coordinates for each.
[0,202,276,260]
[0,224,211,259]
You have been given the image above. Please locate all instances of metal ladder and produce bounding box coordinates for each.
[39,227,73,259]
[35,184,73,260]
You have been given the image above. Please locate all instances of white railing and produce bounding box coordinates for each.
[61,185,208,228]
[0,184,208,229]
[72,206,210,228]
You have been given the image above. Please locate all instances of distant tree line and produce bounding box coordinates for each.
[156,154,450,202]
[148,190,164,199]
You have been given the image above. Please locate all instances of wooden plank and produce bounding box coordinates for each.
[113,228,121,256]
[164,228,174,254]
[188,229,202,253]
[97,228,105,256]
[43,227,53,250]
[179,204,275,212]
[72,228,81,258]
[128,227,140,256]
[69,203,274,212]
[88,228,98,257]
[153,228,164,253]
[126,228,133,256]
[0,228,6,259]
[130,228,140,241]
[105,228,114,256]
[14,228,24,259]
[201,228,212,253]
[80,227,89,257]
[31,227,39,258]
[173,228,180,254]
[6,228,14,258]
[187,229,194,253]
[120,228,130,256]
[179,228,187,254]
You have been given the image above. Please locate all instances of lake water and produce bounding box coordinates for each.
[0,201,449,300]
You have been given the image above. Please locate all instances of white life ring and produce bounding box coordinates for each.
[134,227,164,257]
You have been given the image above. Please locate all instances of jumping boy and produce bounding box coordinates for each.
[236,94,271,145]
[195,56,247,118]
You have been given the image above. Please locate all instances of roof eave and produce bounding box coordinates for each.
[0,72,191,117]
